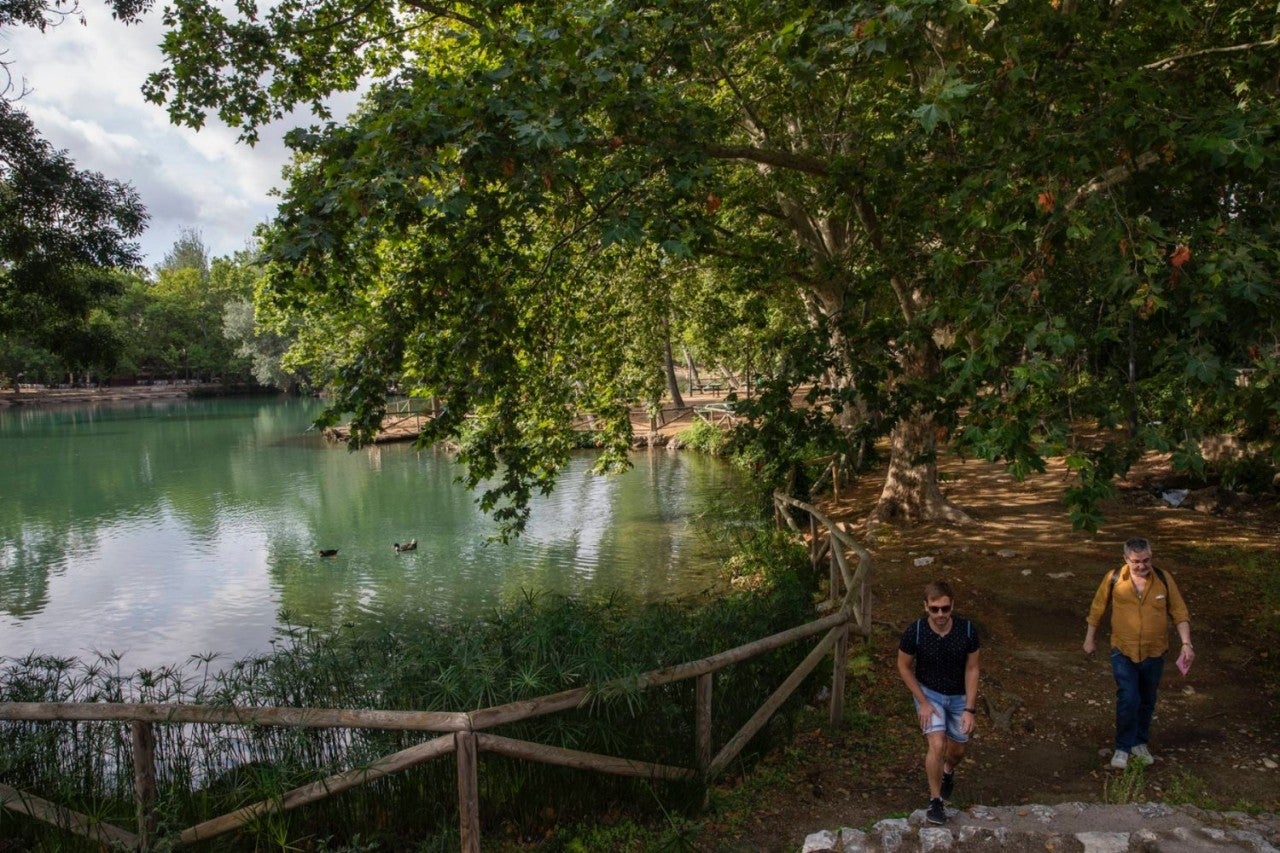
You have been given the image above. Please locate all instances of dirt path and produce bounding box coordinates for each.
[699,452,1280,851]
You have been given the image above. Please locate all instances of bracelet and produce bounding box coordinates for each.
[964,707,976,713]
[1183,643,1193,648]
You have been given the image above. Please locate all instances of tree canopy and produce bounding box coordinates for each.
[145,0,1280,533]
[1,0,150,370]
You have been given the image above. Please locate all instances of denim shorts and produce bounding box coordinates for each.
[913,685,970,743]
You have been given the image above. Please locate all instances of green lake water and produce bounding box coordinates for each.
[0,397,737,670]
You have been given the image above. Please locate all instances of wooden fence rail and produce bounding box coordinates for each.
[1,495,870,852]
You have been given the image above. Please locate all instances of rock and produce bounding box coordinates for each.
[1076,830,1130,852]
[799,803,1280,852]
[996,549,1018,558]
[802,829,838,852]
[1047,571,1074,579]
[838,827,869,852]
[913,556,935,567]
[917,826,953,851]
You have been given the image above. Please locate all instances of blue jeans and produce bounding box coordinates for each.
[914,685,970,743]
[1110,650,1164,752]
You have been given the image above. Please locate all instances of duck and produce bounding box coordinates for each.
[393,539,417,552]
[318,549,339,557]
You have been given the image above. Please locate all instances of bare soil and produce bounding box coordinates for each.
[696,450,1280,851]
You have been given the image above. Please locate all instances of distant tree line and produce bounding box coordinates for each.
[0,227,309,393]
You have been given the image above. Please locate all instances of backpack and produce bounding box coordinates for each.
[1105,565,1169,612]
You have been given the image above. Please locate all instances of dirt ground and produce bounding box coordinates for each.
[695,450,1280,851]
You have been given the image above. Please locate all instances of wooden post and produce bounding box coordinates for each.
[828,532,839,608]
[831,459,840,502]
[808,514,818,565]
[829,624,848,728]
[131,720,156,851]
[695,673,713,773]
[455,731,480,853]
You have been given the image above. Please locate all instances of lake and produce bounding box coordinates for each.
[0,397,737,670]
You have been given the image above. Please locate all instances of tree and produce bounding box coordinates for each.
[220,248,305,391]
[1,0,150,373]
[146,0,1280,533]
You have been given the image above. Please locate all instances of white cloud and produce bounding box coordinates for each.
[5,7,356,269]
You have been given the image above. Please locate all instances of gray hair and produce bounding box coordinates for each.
[1123,537,1151,556]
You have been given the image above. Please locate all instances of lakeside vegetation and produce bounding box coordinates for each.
[0,499,830,850]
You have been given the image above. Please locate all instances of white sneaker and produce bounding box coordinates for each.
[1109,749,1129,769]
[1131,744,1156,765]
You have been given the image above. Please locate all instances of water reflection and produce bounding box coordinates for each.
[0,398,735,669]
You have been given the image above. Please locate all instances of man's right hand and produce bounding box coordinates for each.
[917,703,937,732]
[1082,637,1096,656]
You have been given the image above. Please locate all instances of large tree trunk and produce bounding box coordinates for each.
[871,411,972,526]
[663,334,685,409]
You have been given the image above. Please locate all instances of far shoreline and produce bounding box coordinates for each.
[0,383,263,410]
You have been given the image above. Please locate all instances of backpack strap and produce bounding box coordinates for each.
[1107,566,1170,612]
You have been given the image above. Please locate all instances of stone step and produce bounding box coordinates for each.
[802,802,1280,853]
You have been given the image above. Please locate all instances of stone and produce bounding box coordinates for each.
[1229,830,1278,852]
[958,826,1009,845]
[1028,804,1056,822]
[996,549,1018,557]
[918,827,954,851]
[913,556,935,567]
[838,827,869,852]
[1137,802,1175,818]
[1075,831,1130,853]
[801,829,837,852]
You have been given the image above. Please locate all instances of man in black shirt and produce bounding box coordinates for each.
[897,579,981,825]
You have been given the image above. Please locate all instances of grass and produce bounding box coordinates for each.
[1102,761,1148,804]
[1160,770,1270,815]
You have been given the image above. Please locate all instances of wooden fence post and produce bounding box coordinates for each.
[455,731,480,853]
[131,721,156,851]
[695,673,713,773]
[828,531,839,608]
[829,624,848,728]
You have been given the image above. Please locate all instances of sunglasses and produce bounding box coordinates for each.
[927,604,952,614]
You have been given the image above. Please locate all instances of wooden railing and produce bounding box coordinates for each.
[0,498,870,852]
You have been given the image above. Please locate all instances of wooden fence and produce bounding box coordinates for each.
[0,495,870,852]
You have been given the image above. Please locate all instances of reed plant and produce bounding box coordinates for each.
[0,531,822,850]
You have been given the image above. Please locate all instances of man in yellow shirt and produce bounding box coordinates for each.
[1083,537,1194,770]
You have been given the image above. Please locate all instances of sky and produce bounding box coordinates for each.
[5,6,356,270]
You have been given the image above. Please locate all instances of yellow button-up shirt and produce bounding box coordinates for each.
[1087,565,1190,663]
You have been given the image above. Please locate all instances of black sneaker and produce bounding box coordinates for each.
[926,797,947,824]
[940,768,955,800]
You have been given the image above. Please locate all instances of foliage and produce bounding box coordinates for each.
[0,551,822,849]
[1,0,154,368]
[678,417,729,455]
[141,0,1280,533]
[0,100,148,369]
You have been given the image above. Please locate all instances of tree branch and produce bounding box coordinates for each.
[1143,37,1280,71]
[702,144,830,177]
[395,0,483,31]
[1062,150,1160,212]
